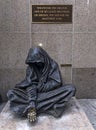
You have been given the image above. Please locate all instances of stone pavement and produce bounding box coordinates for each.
[79,99,96,130]
[0,98,94,130]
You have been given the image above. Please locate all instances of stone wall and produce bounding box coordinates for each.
[0,0,31,101]
[72,0,96,98]
[0,0,96,101]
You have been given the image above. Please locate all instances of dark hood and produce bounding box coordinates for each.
[26,47,46,64]
[26,46,52,81]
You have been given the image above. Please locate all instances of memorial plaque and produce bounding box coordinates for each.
[32,5,72,24]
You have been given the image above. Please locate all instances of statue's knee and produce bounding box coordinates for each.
[7,90,12,97]
[69,85,76,96]
[71,86,76,96]
[65,85,76,94]
[7,89,15,100]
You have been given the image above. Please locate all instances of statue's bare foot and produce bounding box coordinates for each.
[27,108,36,123]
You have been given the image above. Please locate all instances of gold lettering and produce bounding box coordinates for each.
[42,17,55,20]
[34,14,38,17]
[49,14,54,17]
[32,5,72,23]
[39,14,48,17]
[56,17,62,20]
[52,7,56,9]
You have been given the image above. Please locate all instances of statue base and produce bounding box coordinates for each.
[0,98,94,130]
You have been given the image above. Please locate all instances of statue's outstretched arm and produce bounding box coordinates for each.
[25,85,37,123]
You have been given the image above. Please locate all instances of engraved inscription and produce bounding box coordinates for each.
[32,5,72,23]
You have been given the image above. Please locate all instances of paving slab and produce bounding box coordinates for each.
[79,99,96,130]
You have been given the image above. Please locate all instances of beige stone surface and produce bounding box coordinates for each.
[31,0,75,33]
[0,0,30,33]
[88,0,96,32]
[74,0,96,32]
[31,0,75,5]
[74,0,88,32]
[0,0,31,101]
[31,24,73,33]
[32,33,72,65]
[72,33,96,68]
[60,66,72,84]
[0,33,30,69]
[72,68,96,98]
[0,98,94,130]
[0,32,30,101]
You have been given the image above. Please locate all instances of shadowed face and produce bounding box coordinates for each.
[26,47,45,69]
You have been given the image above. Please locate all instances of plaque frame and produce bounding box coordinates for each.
[31,4,73,24]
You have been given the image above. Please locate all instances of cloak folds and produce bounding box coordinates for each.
[0,94,2,103]
[7,47,76,118]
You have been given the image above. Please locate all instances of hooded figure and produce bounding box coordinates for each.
[7,47,76,123]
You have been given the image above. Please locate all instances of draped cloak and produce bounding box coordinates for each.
[7,47,76,118]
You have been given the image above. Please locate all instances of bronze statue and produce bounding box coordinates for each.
[7,47,76,123]
[0,94,2,103]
